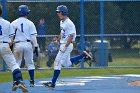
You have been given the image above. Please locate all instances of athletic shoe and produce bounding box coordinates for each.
[12,81,18,91]
[42,82,55,88]
[82,51,92,60]
[30,80,35,87]
[18,82,28,92]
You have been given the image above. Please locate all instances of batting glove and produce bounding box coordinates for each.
[34,47,38,57]
[60,46,67,53]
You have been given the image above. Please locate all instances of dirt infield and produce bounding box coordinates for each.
[128,81,140,86]
[0,74,140,93]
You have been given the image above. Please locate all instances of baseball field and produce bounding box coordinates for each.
[1,69,140,93]
[1,68,140,84]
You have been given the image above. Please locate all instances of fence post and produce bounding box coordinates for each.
[80,0,84,68]
[2,0,7,71]
[100,1,105,66]
[2,0,7,19]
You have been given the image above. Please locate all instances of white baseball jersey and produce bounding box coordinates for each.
[0,17,15,42]
[54,17,76,70]
[11,17,37,70]
[0,17,20,72]
[60,18,76,44]
[11,17,37,42]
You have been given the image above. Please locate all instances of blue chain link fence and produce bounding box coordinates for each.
[0,0,140,71]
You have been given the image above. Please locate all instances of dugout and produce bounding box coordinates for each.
[93,40,112,67]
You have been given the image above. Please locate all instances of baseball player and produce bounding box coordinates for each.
[0,5,28,92]
[11,5,38,87]
[43,5,92,88]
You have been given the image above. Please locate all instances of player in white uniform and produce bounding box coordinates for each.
[0,5,28,92]
[11,5,38,87]
[43,5,92,88]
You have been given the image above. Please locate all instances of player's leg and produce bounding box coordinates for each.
[0,44,28,92]
[52,50,72,85]
[70,54,83,64]
[13,43,24,67]
[24,42,35,87]
[43,44,73,88]
[70,51,93,64]
[43,49,70,88]
[43,51,63,88]
[12,69,28,92]
[53,43,73,82]
[61,52,72,67]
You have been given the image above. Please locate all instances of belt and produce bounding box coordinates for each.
[60,42,73,44]
[0,41,9,43]
[15,40,31,43]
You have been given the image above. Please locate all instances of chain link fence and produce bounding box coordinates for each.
[0,0,140,70]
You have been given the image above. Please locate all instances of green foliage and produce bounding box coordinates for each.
[6,2,140,34]
[5,1,140,48]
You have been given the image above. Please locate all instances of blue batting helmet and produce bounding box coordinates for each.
[18,5,30,17]
[56,5,68,16]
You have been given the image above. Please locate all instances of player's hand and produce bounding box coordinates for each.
[34,47,38,57]
[60,46,67,53]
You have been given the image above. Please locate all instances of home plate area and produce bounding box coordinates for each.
[1,74,140,93]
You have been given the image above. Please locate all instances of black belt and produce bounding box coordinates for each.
[27,40,31,42]
[0,41,9,43]
[15,40,31,43]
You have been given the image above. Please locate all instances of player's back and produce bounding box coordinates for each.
[11,17,37,42]
[0,17,11,42]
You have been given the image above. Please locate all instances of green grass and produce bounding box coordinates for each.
[1,48,140,84]
[108,48,140,66]
[109,58,140,66]
[1,68,140,84]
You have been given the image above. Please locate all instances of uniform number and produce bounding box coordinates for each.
[0,25,2,35]
[21,23,24,32]
[62,30,65,38]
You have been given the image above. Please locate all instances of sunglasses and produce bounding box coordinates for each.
[56,11,61,13]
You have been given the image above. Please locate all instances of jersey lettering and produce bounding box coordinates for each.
[21,23,24,32]
[62,29,65,38]
[0,25,2,35]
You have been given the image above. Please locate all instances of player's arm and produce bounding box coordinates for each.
[9,29,17,45]
[65,23,75,47]
[9,23,16,50]
[31,35,39,56]
[65,34,74,47]
[31,35,38,47]
[30,22,39,56]
[60,34,74,53]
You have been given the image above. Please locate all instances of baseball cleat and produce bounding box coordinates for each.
[18,82,28,92]
[30,80,35,87]
[42,82,55,88]
[12,82,18,91]
[83,51,92,60]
